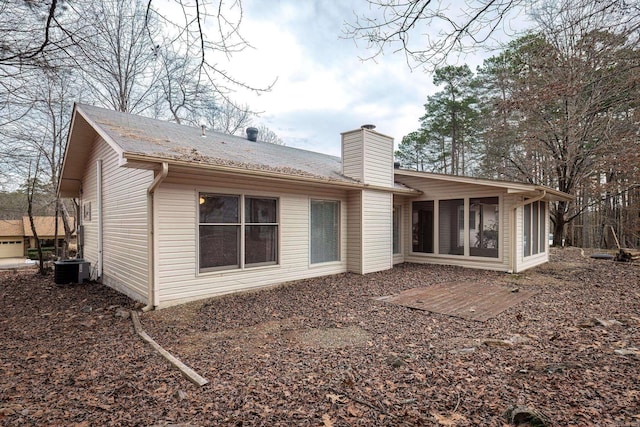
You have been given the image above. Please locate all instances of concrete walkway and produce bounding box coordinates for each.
[0,258,37,270]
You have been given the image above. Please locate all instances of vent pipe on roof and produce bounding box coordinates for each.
[246,127,259,142]
[201,125,206,138]
[361,124,376,130]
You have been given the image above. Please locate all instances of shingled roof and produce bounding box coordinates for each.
[59,104,425,198]
[0,217,75,238]
[61,104,570,201]
[81,104,356,182]
[0,220,24,237]
[22,216,74,237]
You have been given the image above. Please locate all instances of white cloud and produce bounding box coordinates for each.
[214,1,475,156]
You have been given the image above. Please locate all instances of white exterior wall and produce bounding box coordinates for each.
[342,128,394,187]
[514,198,550,272]
[346,191,362,274]
[345,190,393,275]
[81,136,152,302]
[395,175,512,271]
[362,131,394,187]
[341,128,394,274]
[342,132,364,182]
[154,173,349,307]
[81,139,99,273]
[361,190,393,273]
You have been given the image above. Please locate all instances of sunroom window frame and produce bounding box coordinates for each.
[523,200,547,258]
[410,195,502,260]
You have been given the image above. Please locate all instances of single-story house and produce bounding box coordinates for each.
[0,217,76,258]
[58,104,572,309]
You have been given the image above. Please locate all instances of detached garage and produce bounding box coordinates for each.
[0,220,25,258]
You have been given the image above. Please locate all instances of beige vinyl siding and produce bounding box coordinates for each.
[346,190,362,274]
[81,136,152,301]
[397,175,512,271]
[361,190,393,273]
[342,129,394,188]
[341,131,364,182]
[155,174,349,307]
[81,136,100,279]
[515,198,549,272]
[362,131,394,187]
[502,193,518,271]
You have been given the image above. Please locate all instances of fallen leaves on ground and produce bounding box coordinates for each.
[1,248,639,426]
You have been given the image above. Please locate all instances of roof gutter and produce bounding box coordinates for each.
[143,162,169,312]
[510,190,546,274]
[394,169,573,201]
[122,153,421,196]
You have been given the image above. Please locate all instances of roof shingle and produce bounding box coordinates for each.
[0,220,24,237]
[78,104,358,184]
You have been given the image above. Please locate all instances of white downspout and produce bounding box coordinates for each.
[143,162,169,312]
[96,160,103,280]
[510,190,546,273]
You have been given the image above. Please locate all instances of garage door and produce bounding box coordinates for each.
[0,239,24,258]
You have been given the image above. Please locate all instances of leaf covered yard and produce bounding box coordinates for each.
[1,248,639,426]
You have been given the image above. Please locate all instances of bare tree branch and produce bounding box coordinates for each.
[344,0,639,70]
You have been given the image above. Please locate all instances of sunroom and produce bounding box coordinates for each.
[393,170,571,273]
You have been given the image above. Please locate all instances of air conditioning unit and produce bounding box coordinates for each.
[54,259,91,285]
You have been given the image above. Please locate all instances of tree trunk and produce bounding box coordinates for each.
[27,195,45,276]
[552,202,567,247]
[59,198,73,258]
[54,201,60,258]
[27,158,46,275]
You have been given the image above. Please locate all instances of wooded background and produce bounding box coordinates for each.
[389,2,639,248]
[1,0,638,251]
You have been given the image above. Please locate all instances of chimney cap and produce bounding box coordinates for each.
[246,126,259,142]
[361,124,376,130]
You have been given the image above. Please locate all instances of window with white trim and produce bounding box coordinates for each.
[199,193,278,272]
[523,200,546,257]
[310,200,340,264]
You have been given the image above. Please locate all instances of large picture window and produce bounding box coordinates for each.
[199,193,278,272]
[523,200,546,257]
[310,200,340,264]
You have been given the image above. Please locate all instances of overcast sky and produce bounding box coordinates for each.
[221,0,501,156]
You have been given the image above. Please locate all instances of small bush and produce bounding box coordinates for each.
[27,247,55,260]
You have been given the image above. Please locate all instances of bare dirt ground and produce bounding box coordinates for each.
[1,248,639,426]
